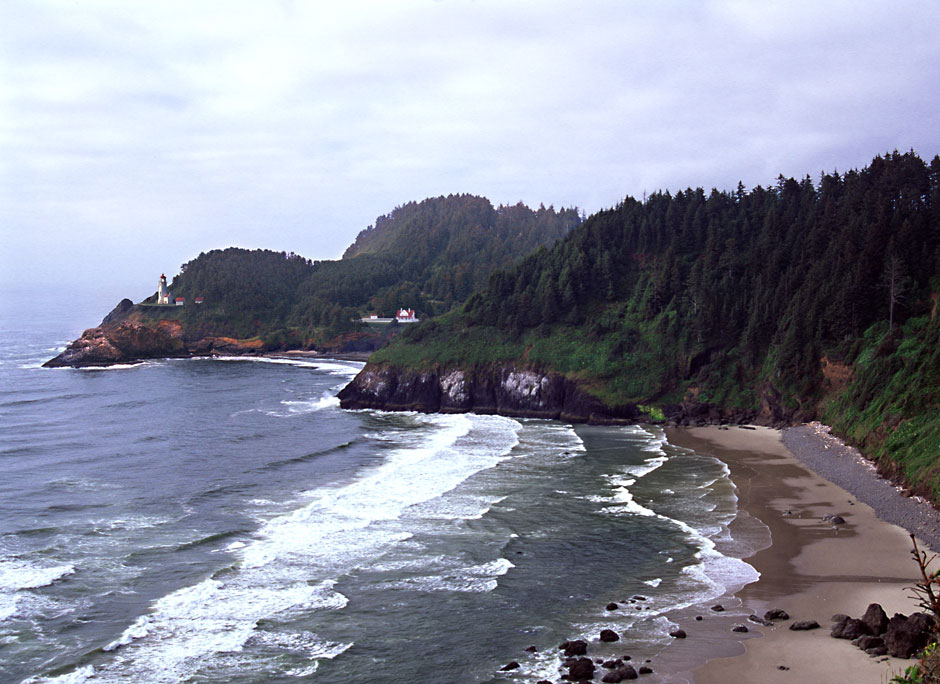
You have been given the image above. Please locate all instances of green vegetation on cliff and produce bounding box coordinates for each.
[140,195,579,347]
[375,151,940,491]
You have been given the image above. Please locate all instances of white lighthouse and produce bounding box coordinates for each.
[157,273,170,305]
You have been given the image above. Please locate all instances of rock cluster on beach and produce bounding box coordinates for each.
[499,597,937,682]
[831,603,935,658]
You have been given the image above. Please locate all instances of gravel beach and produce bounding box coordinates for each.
[783,422,940,552]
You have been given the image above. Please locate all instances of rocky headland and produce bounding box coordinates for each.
[336,362,808,427]
[44,299,267,368]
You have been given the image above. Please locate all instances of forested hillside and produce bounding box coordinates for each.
[140,195,579,346]
[370,151,940,495]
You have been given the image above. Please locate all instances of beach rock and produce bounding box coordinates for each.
[602,665,639,682]
[606,602,620,611]
[749,614,773,626]
[789,620,820,631]
[525,645,538,652]
[602,659,621,669]
[765,608,790,621]
[884,613,933,658]
[710,604,725,612]
[633,595,646,601]
[732,624,749,633]
[695,615,703,621]
[638,666,653,674]
[600,629,620,642]
[565,657,595,680]
[560,640,588,656]
[867,645,889,656]
[854,635,885,651]
[669,629,687,639]
[829,515,846,525]
[500,661,520,671]
[831,617,871,639]
[536,681,553,684]
[861,603,889,634]
[831,613,850,623]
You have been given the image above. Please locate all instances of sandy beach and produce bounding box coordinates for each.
[658,425,932,684]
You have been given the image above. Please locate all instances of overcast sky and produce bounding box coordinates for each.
[2,0,938,299]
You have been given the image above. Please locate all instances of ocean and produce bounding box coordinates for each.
[0,291,763,683]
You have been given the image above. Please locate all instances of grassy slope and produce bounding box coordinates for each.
[375,306,940,498]
[821,314,940,499]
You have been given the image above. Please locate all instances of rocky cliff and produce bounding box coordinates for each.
[338,362,809,427]
[43,319,189,367]
[337,362,640,423]
[43,299,266,368]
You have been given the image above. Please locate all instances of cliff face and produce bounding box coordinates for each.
[338,362,810,427]
[339,362,638,423]
[43,299,268,368]
[43,319,189,367]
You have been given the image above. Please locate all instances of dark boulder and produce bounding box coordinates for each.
[620,665,639,680]
[603,665,638,682]
[638,666,653,674]
[710,604,725,612]
[884,613,933,658]
[789,620,820,631]
[560,639,588,656]
[765,608,790,621]
[669,629,687,639]
[732,624,749,633]
[861,603,889,635]
[600,629,620,642]
[749,614,773,626]
[500,661,520,671]
[606,602,620,611]
[853,635,885,651]
[831,617,871,639]
[566,657,595,681]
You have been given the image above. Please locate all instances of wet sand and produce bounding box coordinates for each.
[663,425,927,684]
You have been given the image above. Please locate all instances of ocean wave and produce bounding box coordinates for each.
[27,411,523,682]
[270,392,340,416]
[375,557,515,594]
[207,356,363,378]
[0,560,75,622]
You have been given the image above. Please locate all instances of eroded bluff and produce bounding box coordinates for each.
[337,363,641,424]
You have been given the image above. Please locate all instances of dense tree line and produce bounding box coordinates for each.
[444,151,940,402]
[154,195,579,340]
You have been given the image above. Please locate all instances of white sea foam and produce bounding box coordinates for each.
[207,355,363,378]
[21,664,96,684]
[376,557,515,593]
[273,392,340,416]
[28,411,522,683]
[78,362,151,372]
[0,560,75,621]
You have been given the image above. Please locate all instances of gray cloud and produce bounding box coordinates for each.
[1,0,938,297]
